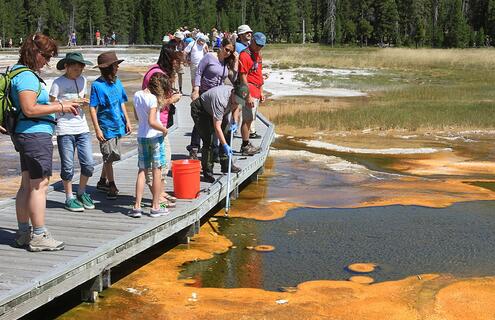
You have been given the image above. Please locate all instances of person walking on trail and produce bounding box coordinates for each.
[169,31,186,93]
[130,73,173,218]
[187,38,239,160]
[111,32,116,45]
[238,32,266,155]
[141,44,182,208]
[190,84,248,183]
[70,32,77,47]
[184,33,209,93]
[89,51,132,200]
[49,52,95,213]
[9,33,79,252]
[235,25,252,53]
[95,30,101,46]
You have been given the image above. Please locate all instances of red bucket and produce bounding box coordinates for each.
[171,159,201,199]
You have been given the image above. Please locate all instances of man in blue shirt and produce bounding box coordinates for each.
[235,25,252,53]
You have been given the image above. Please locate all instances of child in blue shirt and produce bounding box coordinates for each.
[89,51,132,200]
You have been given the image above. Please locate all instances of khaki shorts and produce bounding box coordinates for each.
[100,137,121,163]
[242,98,259,122]
[190,64,198,81]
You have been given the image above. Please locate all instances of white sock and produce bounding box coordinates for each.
[66,193,75,201]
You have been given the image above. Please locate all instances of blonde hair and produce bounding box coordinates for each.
[147,73,172,107]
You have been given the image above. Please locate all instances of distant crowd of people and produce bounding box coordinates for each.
[2,23,267,252]
[0,37,22,48]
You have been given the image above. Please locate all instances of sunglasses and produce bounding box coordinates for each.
[224,48,233,54]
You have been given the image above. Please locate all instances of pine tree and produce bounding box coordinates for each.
[373,0,400,45]
[107,0,131,43]
[135,10,145,44]
[487,0,495,44]
[280,0,299,42]
[355,0,374,46]
[443,0,469,47]
[476,27,486,46]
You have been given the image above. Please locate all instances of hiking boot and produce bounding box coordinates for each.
[77,192,95,210]
[15,227,32,248]
[240,142,261,156]
[189,148,199,160]
[65,197,84,212]
[221,164,241,174]
[96,180,109,192]
[127,207,143,218]
[249,132,261,139]
[107,185,118,200]
[203,173,216,183]
[28,231,65,252]
[149,207,169,218]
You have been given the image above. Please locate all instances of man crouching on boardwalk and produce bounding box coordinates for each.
[190,84,249,183]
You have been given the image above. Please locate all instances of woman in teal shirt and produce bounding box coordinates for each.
[10,33,79,252]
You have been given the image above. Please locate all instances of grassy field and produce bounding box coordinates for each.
[262,44,495,132]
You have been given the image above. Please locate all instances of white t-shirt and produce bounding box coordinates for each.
[133,90,163,138]
[49,75,90,136]
[185,41,207,66]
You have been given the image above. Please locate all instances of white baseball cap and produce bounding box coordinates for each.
[237,25,253,35]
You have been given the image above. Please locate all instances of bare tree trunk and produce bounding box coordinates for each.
[432,0,438,46]
[326,0,336,46]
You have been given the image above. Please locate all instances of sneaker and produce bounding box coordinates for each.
[14,227,32,248]
[189,149,199,160]
[77,192,95,210]
[149,207,169,218]
[221,164,241,174]
[249,132,262,139]
[65,197,84,212]
[128,207,143,218]
[240,142,261,156]
[28,231,65,252]
[96,180,109,192]
[107,185,118,200]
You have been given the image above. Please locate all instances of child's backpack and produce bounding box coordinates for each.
[0,67,44,135]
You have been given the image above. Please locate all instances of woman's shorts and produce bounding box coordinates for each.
[12,133,53,179]
[137,136,165,169]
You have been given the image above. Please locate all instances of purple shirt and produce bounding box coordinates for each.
[194,53,230,93]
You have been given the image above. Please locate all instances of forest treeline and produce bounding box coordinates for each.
[0,0,494,48]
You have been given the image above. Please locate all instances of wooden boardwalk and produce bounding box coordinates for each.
[0,85,274,319]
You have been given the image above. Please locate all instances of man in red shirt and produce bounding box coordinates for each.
[95,30,101,46]
[238,32,266,155]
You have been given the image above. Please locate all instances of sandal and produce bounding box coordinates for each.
[164,193,177,203]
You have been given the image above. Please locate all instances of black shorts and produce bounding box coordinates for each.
[12,133,53,179]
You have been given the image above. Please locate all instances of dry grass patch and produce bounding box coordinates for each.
[264,44,495,71]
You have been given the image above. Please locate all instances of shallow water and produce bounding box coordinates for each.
[181,201,495,290]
